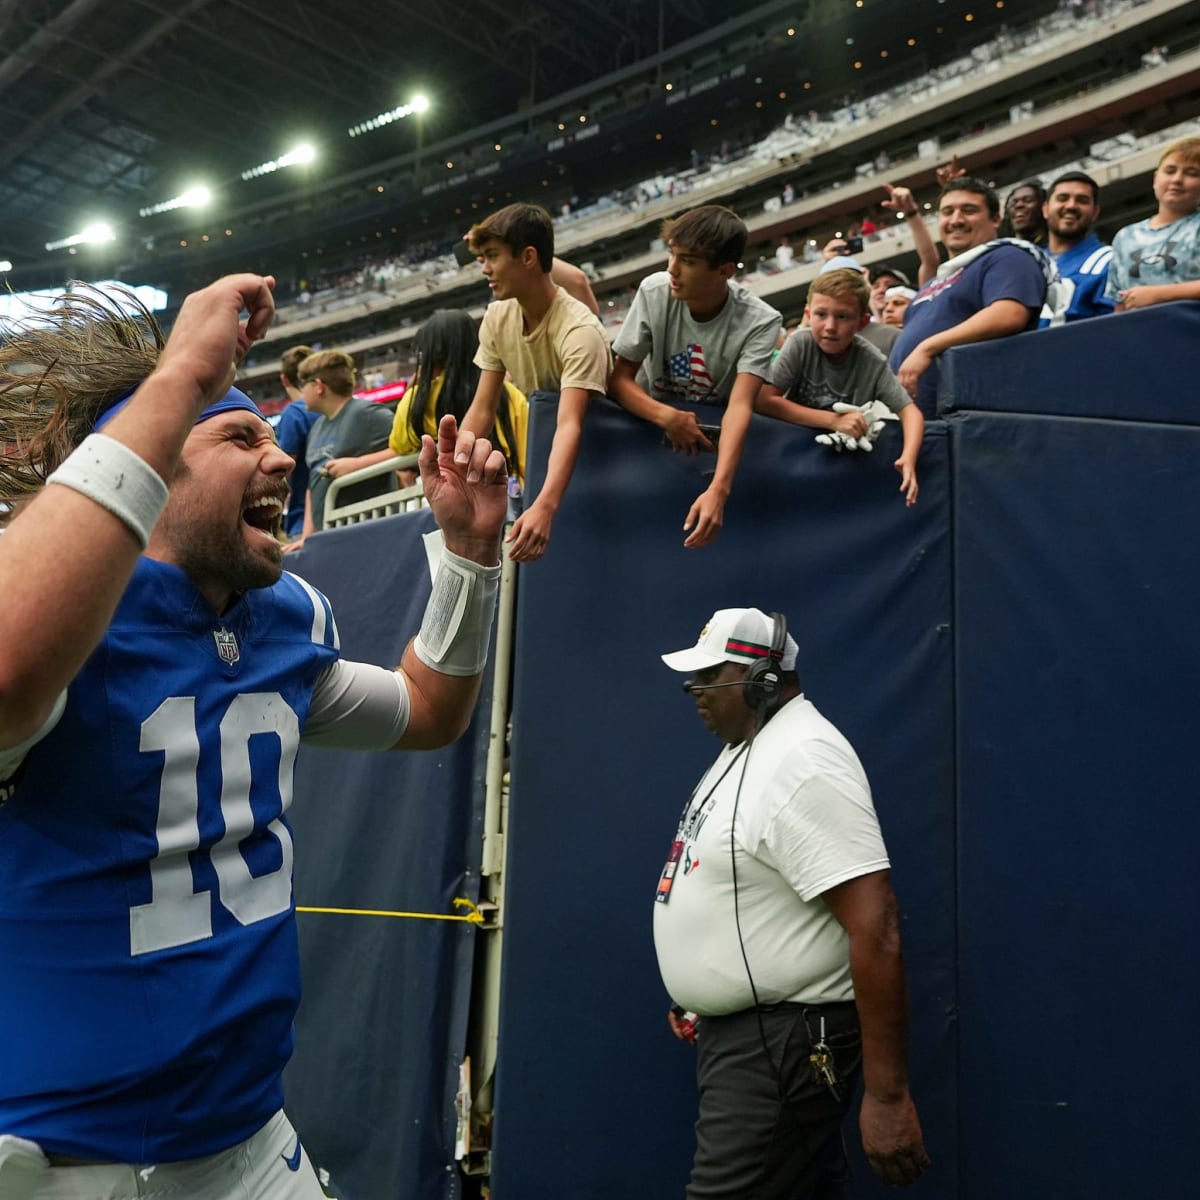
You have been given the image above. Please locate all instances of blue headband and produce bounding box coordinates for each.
[94,385,265,432]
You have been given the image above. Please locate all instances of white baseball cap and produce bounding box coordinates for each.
[661,608,798,674]
[818,255,865,276]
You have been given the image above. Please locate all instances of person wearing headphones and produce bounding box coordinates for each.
[654,608,929,1197]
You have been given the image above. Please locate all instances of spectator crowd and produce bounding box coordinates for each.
[277,132,1200,552]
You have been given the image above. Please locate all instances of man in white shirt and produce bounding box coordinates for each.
[654,608,929,1198]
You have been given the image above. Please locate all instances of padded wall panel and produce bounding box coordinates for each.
[491,398,959,1199]
[286,512,492,1200]
[939,303,1198,423]
[954,408,1200,1198]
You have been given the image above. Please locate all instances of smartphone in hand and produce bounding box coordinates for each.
[661,423,721,453]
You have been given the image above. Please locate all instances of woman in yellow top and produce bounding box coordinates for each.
[319,309,528,490]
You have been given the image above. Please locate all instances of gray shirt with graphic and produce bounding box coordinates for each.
[612,272,781,404]
[770,330,911,414]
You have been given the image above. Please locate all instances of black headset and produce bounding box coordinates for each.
[741,611,787,711]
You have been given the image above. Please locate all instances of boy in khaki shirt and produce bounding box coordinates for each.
[463,203,611,561]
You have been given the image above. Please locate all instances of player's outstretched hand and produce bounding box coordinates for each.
[419,414,507,565]
[156,274,276,413]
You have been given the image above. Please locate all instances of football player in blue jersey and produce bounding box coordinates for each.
[0,274,507,1198]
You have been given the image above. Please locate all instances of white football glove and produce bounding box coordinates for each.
[814,400,897,452]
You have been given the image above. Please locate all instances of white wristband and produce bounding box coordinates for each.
[413,548,501,677]
[45,434,169,550]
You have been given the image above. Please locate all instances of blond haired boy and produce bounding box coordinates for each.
[755,269,925,506]
[1107,136,1200,311]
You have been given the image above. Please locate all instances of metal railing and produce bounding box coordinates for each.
[322,454,426,528]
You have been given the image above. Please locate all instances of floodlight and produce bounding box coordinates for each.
[45,223,115,252]
[139,184,213,218]
[0,260,11,273]
[280,143,316,167]
[348,96,431,137]
[242,144,317,180]
[179,185,212,207]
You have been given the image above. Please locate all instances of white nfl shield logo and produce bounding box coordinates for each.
[213,628,240,666]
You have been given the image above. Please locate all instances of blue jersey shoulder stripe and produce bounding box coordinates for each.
[283,572,340,650]
[1080,246,1112,275]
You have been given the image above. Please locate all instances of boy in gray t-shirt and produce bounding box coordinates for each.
[611,205,781,549]
[305,399,394,528]
[291,349,396,535]
[757,269,925,506]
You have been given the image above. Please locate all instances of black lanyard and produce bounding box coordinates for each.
[675,743,749,842]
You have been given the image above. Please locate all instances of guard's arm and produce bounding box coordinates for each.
[822,869,931,1188]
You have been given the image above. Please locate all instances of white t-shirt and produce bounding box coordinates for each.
[652,695,889,1015]
[612,272,781,404]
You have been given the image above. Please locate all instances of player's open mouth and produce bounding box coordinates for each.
[242,495,284,538]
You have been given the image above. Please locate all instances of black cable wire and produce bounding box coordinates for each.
[729,699,787,1099]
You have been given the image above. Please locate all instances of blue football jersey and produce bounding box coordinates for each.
[0,557,340,1162]
[1052,233,1114,323]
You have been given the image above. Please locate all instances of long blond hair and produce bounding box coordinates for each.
[0,284,164,513]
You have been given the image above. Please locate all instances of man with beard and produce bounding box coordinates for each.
[1041,171,1113,324]
[0,275,507,1198]
[888,176,1051,416]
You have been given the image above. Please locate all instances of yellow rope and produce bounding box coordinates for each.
[296,896,484,924]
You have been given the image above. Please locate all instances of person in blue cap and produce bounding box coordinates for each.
[0,275,507,1198]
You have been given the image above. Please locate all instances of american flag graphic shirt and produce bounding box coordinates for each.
[659,343,716,400]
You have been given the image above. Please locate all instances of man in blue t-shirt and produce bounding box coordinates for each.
[274,343,320,539]
[889,177,1049,417]
[1039,171,1113,326]
[0,275,507,1198]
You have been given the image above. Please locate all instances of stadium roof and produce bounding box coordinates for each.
[0,0,1052,290]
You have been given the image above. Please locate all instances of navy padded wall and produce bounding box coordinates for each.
[491,397,959,1199]
[952,405,1200,1195]
[939,304,1198,423]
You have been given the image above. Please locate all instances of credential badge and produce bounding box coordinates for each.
[213,627,240,666]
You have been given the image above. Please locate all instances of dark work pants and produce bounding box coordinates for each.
[686,1001,862,1200]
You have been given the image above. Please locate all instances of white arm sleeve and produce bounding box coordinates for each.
[302,659,412,749]
[0,690,67,782]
